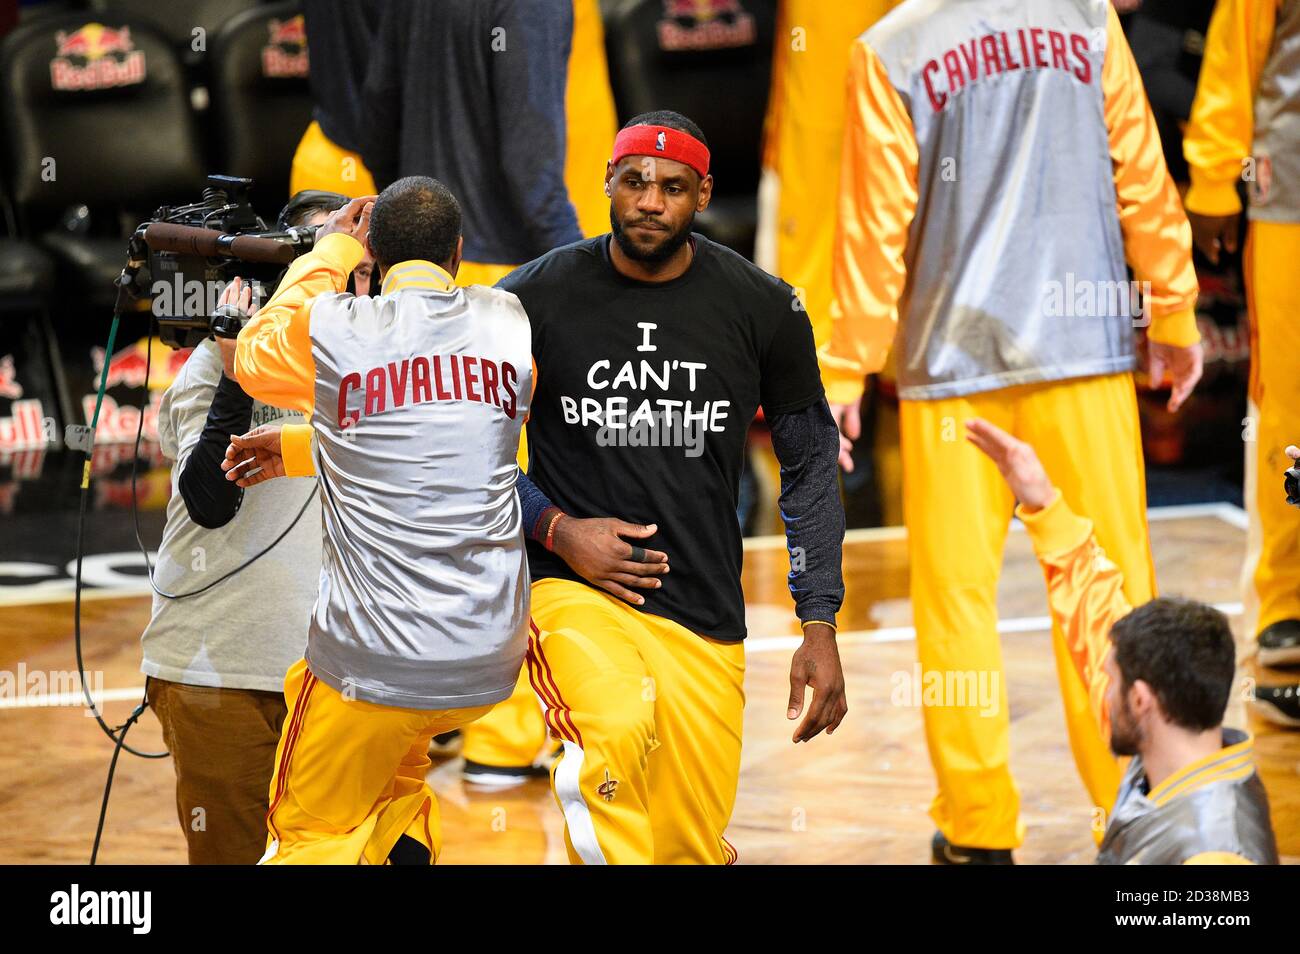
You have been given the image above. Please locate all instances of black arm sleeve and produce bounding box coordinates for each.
[517,467,559,542]
[768,399,846,626]
[177,374,254,530]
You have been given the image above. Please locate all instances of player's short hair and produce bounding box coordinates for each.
[368,176,461,269]
[1110,596,1235,732]
[621,110,709,149]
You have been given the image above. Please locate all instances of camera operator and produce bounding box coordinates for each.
[138,191,372,865]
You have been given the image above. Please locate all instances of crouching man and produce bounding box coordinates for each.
[967,418,1277,864]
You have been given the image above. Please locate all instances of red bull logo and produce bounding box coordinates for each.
[658,0,754,51]
[50,23,147,91]
[80,390,163,445]
[262,15,309,78]
[90,339,193,392]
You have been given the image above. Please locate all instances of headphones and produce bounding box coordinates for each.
[277,189,352,230]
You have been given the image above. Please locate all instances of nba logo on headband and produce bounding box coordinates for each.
[656,131,666,151]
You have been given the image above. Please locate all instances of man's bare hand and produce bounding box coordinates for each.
[964,418,1054,511]
[1147,340,1203,413]
[1288,445,1300,463]
[550,516,669,607]
[317,195,375,246]
[829,401,860,472]
[1186,210,1240,265]
[215,276,258,378]
[221,425,287,488]
[787,623,847,742]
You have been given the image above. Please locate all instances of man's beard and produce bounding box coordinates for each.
[610,208,693,263]
[1109,692,1143,757]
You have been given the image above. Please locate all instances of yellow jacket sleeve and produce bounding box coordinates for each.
[279,422,317,478]
[1018,490,1136,744]
[1102,5,1200,349]
[233,231,364,414]
[820,37,918,407]
[1184,0,1279,217]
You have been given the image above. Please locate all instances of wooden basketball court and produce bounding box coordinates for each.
[2,504,1296,864]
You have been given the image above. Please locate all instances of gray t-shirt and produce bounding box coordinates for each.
[139,339,321,693]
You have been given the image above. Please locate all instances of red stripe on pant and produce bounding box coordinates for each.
[526,639,568,744]
[527,620,583,748]
[266,669,317,841]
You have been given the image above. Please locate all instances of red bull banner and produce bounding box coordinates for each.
[0,399,51,452]
[50,23,147,91]
[658,0,756,51]
[83,338,193,444]
[0,355,54,452]
[262,16,309,78]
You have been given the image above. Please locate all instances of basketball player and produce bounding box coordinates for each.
[823,0,1203,862]
[1183,0,1300,726]
[229,182,533,864]
[968,418,1278,865]
[497,111,848,864]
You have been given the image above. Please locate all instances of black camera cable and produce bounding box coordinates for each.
[77,305,314,862]
[128,327,317,601]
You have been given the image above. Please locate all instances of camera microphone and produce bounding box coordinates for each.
[144,222,299,264]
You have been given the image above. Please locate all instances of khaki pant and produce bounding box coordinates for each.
[147,677,288,865]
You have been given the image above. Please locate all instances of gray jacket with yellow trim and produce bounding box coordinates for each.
[1098,728,1278,864]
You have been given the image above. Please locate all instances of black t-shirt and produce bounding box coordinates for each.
[498,234,824,640]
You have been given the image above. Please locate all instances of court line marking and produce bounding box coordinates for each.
[0,687,146,709]
[743,601,1245,653]
[741,501,1250,551]
[0,583,154,607]
[0,602,1247,709]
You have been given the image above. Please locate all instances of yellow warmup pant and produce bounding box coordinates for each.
[1245,220,1300,633]
[527,578,745,864]
[460,667,549,767]
[289,120,377,198]
[261,658,492,865]
[901,373,1151,849]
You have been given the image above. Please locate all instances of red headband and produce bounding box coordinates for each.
[611,124,710,179]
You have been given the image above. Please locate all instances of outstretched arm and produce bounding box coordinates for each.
[965,419,1134,740]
